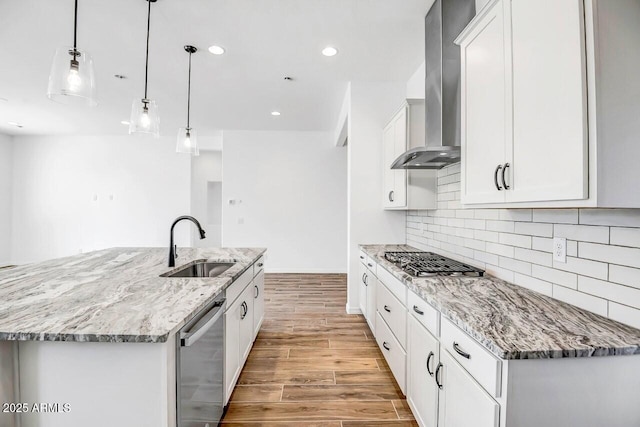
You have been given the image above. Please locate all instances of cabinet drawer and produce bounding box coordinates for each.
[408,290,440,338]
[376,265,407,306]
[376,280,407,348]
[440,317,502,397]
[254,256,265,277]
[365,256,377,276]
[376,312,407,394]
[226,267,253,308]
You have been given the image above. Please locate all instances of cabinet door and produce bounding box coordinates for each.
[392,108,408,207]
[239,284,255,363]
[359,262,368,316]
[407,316,439,427]
[507,0,587,203]
[366,273,377,334]
[438,350,499,427]
[253,270,265,340]
[460,0,508,204]
[383,123,397,208]
[224,298,243,404]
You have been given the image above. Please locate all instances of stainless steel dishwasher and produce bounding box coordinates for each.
[177,292,226,427]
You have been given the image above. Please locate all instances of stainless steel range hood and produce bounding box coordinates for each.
[391,0,475,169]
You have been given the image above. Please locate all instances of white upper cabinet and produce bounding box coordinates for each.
[383,100,437,210]
[458,0,508,205]
[457,0,640,208]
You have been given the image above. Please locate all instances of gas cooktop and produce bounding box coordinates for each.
[384,251,484,278]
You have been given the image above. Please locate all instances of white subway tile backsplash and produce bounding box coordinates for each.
[405,166,640,330]
[580,209,640,227]
[552,285,608,317]
[578,276,640,309]
[579,242,640,269]
[554,224,609,244]
[532,265,577,289]
[514,273,553,296]
[531,237,553,253]
[499,257,532,275]
[608,303,640,329]
[486,220,515,233]
[500,209,533,222]
[553,256,608,280]
[499,233,532,249]
[514,222,553,238]
[514,248,553,267]
[486,242,515,258]
[532,209,579,224]
[609,265,640,291]
[474,230,500,243]
[610,227,640,248]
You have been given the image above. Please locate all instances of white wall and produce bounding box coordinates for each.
[222,130,347,273]
[191,150,223,247]
[0,134,13,266]
[10,135,192,264]
[347,82,408,312]
[406,61,426,99]
[407,163,640,330]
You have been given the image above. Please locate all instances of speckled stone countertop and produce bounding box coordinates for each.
[0,247,265,343]
[361,244,640,360]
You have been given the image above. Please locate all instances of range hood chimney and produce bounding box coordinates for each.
[391,0,475,169]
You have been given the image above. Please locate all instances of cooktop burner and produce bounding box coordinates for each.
[384,251,484,278]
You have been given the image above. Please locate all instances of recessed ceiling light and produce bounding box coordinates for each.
[208,45,225,55]
[271,111,281,116]
[322,46,338,57]
[121,120,130,125]
[8,121,23,128]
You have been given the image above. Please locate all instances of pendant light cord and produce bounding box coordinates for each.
[187,51,192,128]
[144,0,152,100]
[73,0,78,50]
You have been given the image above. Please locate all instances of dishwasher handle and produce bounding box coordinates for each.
[181,299,226,347]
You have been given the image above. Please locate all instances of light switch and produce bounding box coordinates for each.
[238,218,244,225]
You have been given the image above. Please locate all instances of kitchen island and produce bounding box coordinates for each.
[0,247,266,427]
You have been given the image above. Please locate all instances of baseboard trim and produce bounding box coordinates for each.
[345,304,362,315]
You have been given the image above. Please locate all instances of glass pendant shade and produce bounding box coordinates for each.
[176,127,199,156]
[129,99,160,137]
[47,47,97,106]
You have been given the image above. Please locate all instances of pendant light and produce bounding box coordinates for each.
[129,0,159,137]
[47,0,97,106]
[176,45,199,155]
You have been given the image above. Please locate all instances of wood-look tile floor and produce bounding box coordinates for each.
[221,273,418,427]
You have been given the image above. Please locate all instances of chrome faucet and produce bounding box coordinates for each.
[168,216,206,267]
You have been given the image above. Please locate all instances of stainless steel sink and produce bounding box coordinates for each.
[162,261,235,278]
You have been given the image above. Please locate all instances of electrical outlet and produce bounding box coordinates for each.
[553,237,567,263]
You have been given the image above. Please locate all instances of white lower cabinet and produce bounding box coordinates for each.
[358,254,377,333]
[375,312,406,393]
[253,270,265,340]
[438,350,500,427]
[407,316,440,427]
[224,260,264,405]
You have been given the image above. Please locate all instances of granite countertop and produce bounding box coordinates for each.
[0,247,265,343]
[360,244,640,360]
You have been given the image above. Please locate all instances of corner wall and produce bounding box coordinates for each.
[10,135,192,264]
[0,134,13,266]
[222,130,348,273]
[346,82,408,312]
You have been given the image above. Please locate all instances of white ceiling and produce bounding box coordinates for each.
[0,0,429,137]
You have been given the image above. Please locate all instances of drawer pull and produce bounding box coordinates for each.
[383,305,391,313]
[453,342,471,359]
[426,351,435,377]
[362,273,366,285]
[257,262,264,267]
[254,285,259,298]
[360,255,364,260]
[367,263,373,268]
[382,342,391,351]
[413,305,424,316]
[435,362,443,389]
